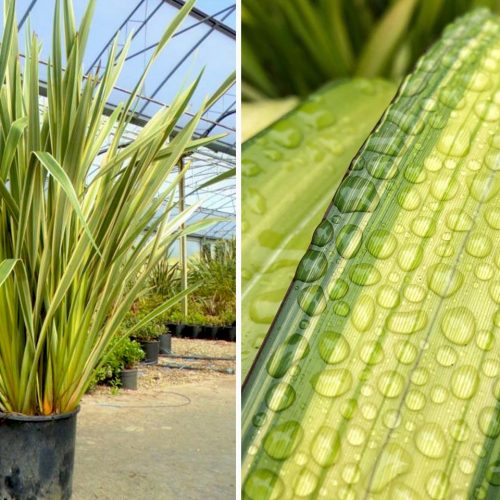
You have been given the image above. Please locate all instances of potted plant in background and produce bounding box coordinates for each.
[0,0,234,497]
[132,319,164,364]
[159,326,173,355]
[119,339,146,390]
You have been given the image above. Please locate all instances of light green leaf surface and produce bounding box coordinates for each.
[242,80,396,377]
[243,10,500,499]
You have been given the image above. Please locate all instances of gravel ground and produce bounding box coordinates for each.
[90,338,236,394]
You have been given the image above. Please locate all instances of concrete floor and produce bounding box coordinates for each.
[72,377,235,499]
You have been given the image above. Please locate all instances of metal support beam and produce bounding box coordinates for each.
[125,5,234,62]
[139,6,234,114]
[87,0,147,72]
[161,0,235,39]
[179,158,188,319]
[18,0,38,29]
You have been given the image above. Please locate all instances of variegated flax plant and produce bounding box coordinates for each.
[243,9,500,499]
[0,0,234,416]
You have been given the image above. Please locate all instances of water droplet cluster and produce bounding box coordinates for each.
[242,79,397,377]
[243,10,500,499]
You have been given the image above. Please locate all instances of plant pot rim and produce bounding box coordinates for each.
[139,339,160,344]
[0,406,80,422]
[122,367,139,373]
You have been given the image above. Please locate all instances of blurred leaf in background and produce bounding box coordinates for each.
[242,0,500,99]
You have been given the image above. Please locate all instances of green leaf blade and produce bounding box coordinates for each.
[243,10,500,499]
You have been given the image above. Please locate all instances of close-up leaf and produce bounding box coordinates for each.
[242,79,397,378]
[242,9,500,499]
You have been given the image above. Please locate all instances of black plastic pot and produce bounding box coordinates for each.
[203,326,219,340]
[120,368,139,390]
[229,326,236,342]
[182,325,194,338]
[159,333,172,354]
[0,409,78,499]
[140,340,160,364]
[167,323,185,337]
[218,326,232,341]
[192,325,203,339]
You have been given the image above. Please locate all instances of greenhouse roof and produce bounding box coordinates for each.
[5,0,236,240]
[8,0,236,154]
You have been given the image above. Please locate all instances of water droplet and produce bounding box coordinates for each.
[431,385,448,404]
[311,426,341,466]
[318,332,350,364]
[296,250,328,282]
[484,206,500,229]
[474,100,500,121]
[450,419,470,442]
[397,186,422,210]
[436,345,457,366]
[439,87,466,108]
[336,224,363,259]
[411,367,429,386]
[427,263,464,297]
[441,307,476,345]
[298,285,327,316]
[347,425,366,446]
[446,209,473,231]
[244,469,284,500]
[265,382,296,412]
[482,358,499,377]
[333,301,350,316]
[365,154,398,179]
[437,129,471,157]
[253,412,267,427]
[468,71,490,91]
[349,263,381,286]
[366,229,397,259]
[478,406,500,438]
[426,471,450,499]
[378,370,405,398]
[293,468,318,496]
[301,100,336,129]
[405,389,426,411]
[397,243,424,271]
[424,156,443,172]
[486,460,500,486]
[471,171,500,205]
[242,159,262,177]
[272,120,303,148]
[451,365,479,399]
[475,263,494,281]
[247,188,267,215]
[386,310,428,334]
[328,279,349,300]
[430,175,459,201]
[466,232,492,258]
[312,220,334,246]
[263,420,303,460]
[351,295,375,331]
[333,176,379,213]
[368,444,413,493]
[476,329,495,351]
[360,341,384,365]
[411,216,437,238]
[377,285,401,309]
[415,423,447,458]
[394,340,418,364]
[404,284,426,303]
[267,334,310,378]
[311,368,352,398]
[342,463,360,485]
[405,164,427,183]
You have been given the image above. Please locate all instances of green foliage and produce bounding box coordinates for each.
[149,258,181,297]
[243,0,500,98]
[90,335,144,389]
[0,0,234,415]
[189,239,236,324]
[127,315,165,341]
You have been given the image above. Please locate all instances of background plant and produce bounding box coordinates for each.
[189,239,236,324]
[0,0,234,416]
[243,0,500,99]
